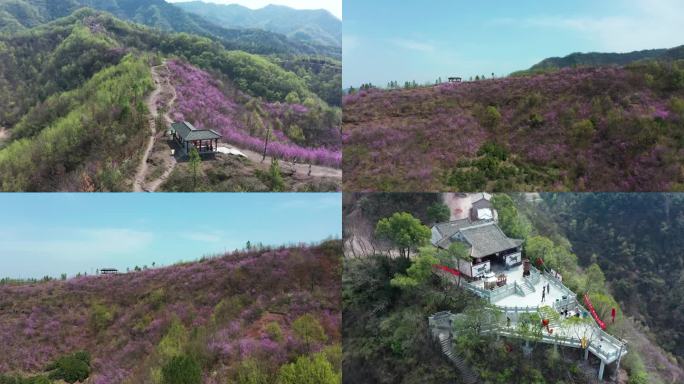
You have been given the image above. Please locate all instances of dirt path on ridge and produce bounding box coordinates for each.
[224,145,342,179]
[133,62,177,192]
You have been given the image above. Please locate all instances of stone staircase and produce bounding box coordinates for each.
[437,332,479,384]
[518,279,535,296]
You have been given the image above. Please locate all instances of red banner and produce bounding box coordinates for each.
[583,293,607,330]
[435,265,460,276]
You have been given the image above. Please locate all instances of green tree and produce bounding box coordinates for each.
[524,236,555,270]
[482,105,502,129]
[390,246,440,289]
[90,303,114,332]
[276,353,340,384]
[426,202,450,223]
[570,119,595,147]
[491,195,531,240]
[292,314,328,351]
[439,242,471,286]
[235,359,270,384]
[375,212,431,258]
[584,263,606,294]
[188,147,201,191]
[161,355,201,384]
[268,158,285,192]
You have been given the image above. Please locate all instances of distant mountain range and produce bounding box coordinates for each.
[526,44,684,71]
[175,1,341,47]
[0,0,339,57]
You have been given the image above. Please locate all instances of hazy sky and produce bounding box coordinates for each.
[343,0,684,87]
[0,193,341,279]
[167,0,342,19]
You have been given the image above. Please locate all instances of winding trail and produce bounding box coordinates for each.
[134,61,340,191]
[133,62,177,192]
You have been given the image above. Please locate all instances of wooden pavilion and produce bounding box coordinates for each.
[170,121,221,156]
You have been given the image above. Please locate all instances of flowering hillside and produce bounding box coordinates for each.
[168,60,341,168]
[343,62,684,191]
[0,240,342,383]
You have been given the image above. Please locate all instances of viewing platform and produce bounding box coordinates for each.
[431,264,627,380]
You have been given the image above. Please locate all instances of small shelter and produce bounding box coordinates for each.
[170,121,221,156]
[448,77,462,83]
[100,268,118,275]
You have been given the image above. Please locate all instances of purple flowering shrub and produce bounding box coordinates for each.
[343,66,684,191]
[0,240,342,382]
[167,60,341,167]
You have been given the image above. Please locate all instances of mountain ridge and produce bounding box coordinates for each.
[0,0,340,58]
[175,1,341,47]
[519,44,684,74]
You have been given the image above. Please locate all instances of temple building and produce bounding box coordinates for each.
[431,219,523,278]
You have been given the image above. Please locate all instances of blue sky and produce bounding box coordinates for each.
[343,0,684,87]
[0,193,341,279]
[167,0,342,19]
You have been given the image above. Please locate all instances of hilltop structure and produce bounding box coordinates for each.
[432,219,523,278]
[170,121,221,157]
[429,216,627,381]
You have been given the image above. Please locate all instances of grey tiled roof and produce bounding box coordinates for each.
[460,222,523,258]
[471,197,493,210]
[433,218,489,240]
[433,220,522,257]
[171,121,221,141]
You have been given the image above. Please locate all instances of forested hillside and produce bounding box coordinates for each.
[516,44,684,75]
[0,9,341,190]
[0,241,342,383]
[0,0,339,58]
[176,2,341,48]
[541,193,684,363]
[343,61,684,192]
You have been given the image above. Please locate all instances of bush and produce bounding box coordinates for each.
[266,321,284,342]
[161,355,201,384]
[477,141,508,161]
[570,119,595,147]
[426,202,450,224]
[235,358,270,384]
[292,314,328,349]
[90,303,114,332]
[276,353,340,384]
[481,105,501,129]
[45,351,91,383]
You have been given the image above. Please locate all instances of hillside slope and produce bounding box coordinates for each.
[0,241,342,383]
[176,2,341,48]
[0,0,338,57]
[343,63,684,192]
[542,193,684,364]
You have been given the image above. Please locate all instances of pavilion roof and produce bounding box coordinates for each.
[171,121,221,141]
